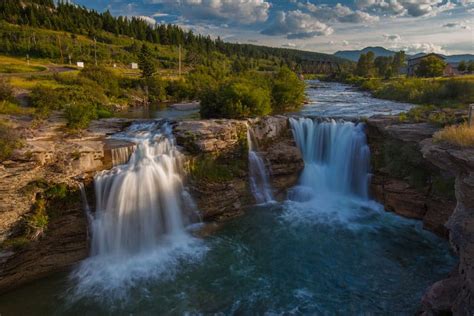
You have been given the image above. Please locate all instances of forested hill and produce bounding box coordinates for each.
[0,0,346,72]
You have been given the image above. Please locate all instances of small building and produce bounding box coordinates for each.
[407,53,458,77]
[77,61,84,68]
[130,63,138,69]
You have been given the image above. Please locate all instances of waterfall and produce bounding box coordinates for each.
[289,117,371,199]
[111,146,136,166]
[247,126,274,204]
[70,121,205,300]
[78,182,93,225]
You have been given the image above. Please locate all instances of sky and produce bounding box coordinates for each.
[74,0,474,55]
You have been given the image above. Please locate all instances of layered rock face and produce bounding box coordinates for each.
[0,116,132,293]
[174,116,304,220]
[366,115,474,313]
[421,141,474,315]
[366,117,456,237]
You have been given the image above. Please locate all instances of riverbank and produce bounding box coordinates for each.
[322,75,474,125]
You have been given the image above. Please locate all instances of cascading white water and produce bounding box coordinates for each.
[247,127,274,204]
[289,117,371,199]
[70,121,205,302]
[111,146,136,166]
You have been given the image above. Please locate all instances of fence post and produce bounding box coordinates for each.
[469,104,474,127]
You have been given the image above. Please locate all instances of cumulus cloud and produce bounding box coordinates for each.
[401,42,447,54]
[150,0,271,24]
[442,22,471,30]
[355,0,455,17]
[282,42,297,48]
[300,2,379,23]
[261,10,333,39]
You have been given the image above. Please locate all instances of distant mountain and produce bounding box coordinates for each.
[334,47,397,61]
[334,47,474,63]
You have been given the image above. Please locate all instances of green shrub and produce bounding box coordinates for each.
[27,198,49,238]
[79,66,120,97]
[0,78,14,102]
[0,120,22,161]
[64,101,98,129]
[271,67,306,112]
[200,78,271,119]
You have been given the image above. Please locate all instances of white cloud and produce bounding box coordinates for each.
[401,42,447,54]
[282,42,297,48]
[355,0,456,17]
[301,2,379,23]
[261,10,333,39]
[150,0,271,24]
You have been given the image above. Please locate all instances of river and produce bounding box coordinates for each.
[0,82,454,315]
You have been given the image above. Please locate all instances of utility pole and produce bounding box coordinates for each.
[178,44,182,77]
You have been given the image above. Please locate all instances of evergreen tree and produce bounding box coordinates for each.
[415,56,446,77]
[138,44,156,78]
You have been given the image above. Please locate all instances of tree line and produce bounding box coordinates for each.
[0,0,345,72]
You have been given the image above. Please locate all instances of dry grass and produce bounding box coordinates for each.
[434,123,474,147]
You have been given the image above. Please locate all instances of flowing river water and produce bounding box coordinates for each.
[0,82,455,315]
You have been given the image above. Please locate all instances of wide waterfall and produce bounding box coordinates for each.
[247,126,274,204]
[289,117,371,199]
[70,121,205,303]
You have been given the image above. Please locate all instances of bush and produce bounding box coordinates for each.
[200,78,272,119]
[0,78,14,102]
[415,56,446,77]
[271,67,306,112]
[79,65,120,97]
[0,120,22,161]
[64,101,98,129]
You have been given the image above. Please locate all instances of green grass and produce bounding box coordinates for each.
[0,55,47,74]
[0,101,34,115]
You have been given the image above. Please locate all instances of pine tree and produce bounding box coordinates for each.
[138,44,155,78]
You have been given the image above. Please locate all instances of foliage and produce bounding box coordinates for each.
[138,44,156,78]
[0,120,22,161]
[200,77,272,119]
[79,65,120,97]
[271,67,306,112]
[356,51,376,78]
[415,56,446,78]
[434,123,474,147]
[0,78,14,102]
[27,197,49,239]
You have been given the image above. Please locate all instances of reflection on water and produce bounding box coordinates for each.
[116,102,200,120]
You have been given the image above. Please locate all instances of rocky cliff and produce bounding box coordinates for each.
[174,116,303,220]
[366,115,474,314]
[421,140,474,315]
[366,116,456,237]
[0,115,304,293]
[0,115,132,293]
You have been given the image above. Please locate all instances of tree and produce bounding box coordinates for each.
[391,51,406,76]
[374,56,393,78]
[356,52,376,77]
[458,60,467,72]
[415,56,446,77]
[468,61,474,73]
[138,44,156,78]
[271,67,306,112]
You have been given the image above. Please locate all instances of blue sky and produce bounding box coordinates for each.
[74,0,473,54]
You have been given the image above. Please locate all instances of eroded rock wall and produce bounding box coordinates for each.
[366,116,456,237]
